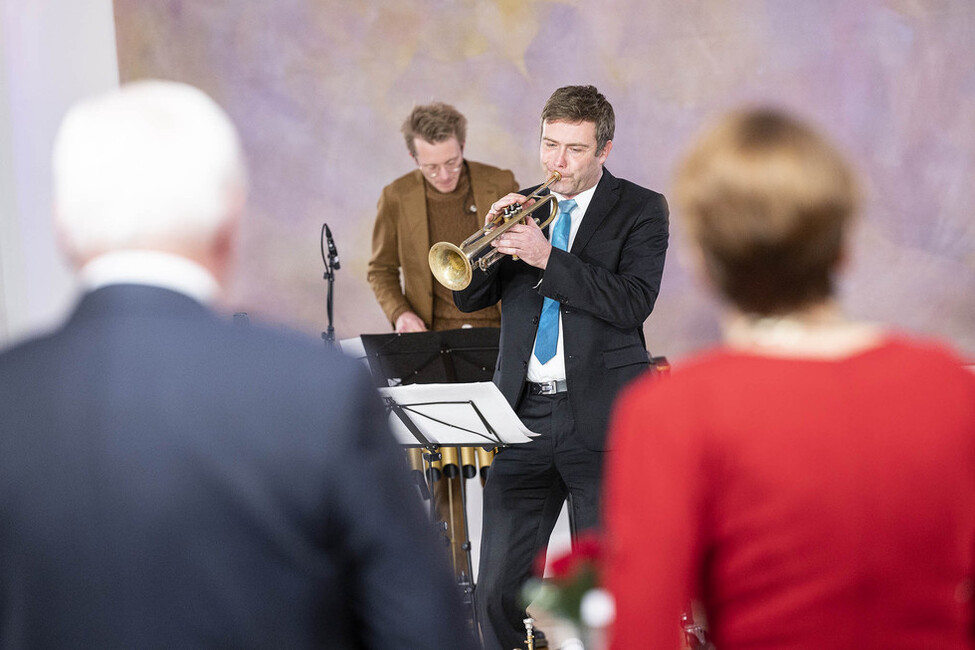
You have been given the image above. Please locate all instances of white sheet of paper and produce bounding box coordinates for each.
[337,336,366,360]
[379,381,537,446]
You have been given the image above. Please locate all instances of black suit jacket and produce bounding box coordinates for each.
[0,285,473,649]
[454,168,669,450]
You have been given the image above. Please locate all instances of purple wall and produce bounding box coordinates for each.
[114,0,975,361]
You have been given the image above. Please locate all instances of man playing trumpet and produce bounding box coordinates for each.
[453,85,670,649]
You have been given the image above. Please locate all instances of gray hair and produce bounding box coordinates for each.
[53,80,247,261]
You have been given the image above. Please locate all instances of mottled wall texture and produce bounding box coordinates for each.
[114,0,975,360]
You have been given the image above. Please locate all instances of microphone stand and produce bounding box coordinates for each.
[320,222,340,347]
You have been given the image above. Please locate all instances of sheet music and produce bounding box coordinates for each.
[337,336,365,359]
[379,381,537,446]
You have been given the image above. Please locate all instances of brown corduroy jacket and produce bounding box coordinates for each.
[367,161,518,328]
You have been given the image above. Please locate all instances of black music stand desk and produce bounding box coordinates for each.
[360,328,499,387]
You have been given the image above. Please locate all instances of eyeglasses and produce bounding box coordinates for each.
[416,156,463,178]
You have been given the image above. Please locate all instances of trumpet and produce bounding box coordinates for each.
[428,171,562,291]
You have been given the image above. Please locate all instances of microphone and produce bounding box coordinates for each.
[324,223,341,270]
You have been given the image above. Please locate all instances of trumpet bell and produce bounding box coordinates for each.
[428,170,562,292]
[428,241,472,291]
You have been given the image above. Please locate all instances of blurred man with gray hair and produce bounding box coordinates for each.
[0,80,474,649]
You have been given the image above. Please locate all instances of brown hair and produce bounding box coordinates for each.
[541,85,615,154]
[401,102,467,156]
[674,109,858,316]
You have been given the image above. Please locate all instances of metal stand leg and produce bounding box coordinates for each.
[567,492,578,545]
[422,446,444,534]
[456,463,480,643]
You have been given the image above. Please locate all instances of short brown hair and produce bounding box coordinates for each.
[674,109,858,316]
[401,102,467,156]
[540,85,615,154]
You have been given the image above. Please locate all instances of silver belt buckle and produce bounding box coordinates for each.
[538,380,557,395]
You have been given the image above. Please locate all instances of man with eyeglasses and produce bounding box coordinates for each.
[367,102,520,592]
[368,102,519,332]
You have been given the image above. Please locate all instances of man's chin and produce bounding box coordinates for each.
[552,180,574,196]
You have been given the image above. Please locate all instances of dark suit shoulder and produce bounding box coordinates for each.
[220,321,371,396]
[594,171,669,229]
[599,168,666,202]
[0,330,61,386]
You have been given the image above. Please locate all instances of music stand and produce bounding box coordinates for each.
[360,328,520,639]
[380,382,535,448]
[360,327,499,387]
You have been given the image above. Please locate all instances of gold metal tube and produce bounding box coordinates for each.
[428,171,562,290]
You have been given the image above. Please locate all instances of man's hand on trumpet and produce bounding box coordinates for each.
[491,219,553,269]
[485,194,553,269]
[484,192,534,225]
[484,192,554,269]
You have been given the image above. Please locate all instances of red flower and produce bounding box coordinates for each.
[534,532,603,581]
[524,532,606,627]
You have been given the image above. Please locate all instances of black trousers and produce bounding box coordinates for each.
[476,391,605,650]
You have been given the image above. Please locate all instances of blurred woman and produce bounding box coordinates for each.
[604,109,975,649]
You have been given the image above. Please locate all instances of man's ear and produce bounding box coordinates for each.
[211,188,246,283]
[597,140,613,164]
[51,205,85,269]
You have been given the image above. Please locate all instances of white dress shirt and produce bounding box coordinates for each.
[80,249,220,305]
[526,176,600,383]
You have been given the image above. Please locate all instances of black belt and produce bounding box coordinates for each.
[526,379,568,395]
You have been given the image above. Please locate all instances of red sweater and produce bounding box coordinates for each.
[605,336,975,649]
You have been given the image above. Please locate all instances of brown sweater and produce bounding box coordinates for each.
[425,167,500,330]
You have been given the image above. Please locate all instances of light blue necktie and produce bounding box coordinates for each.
[533,199,576,364]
